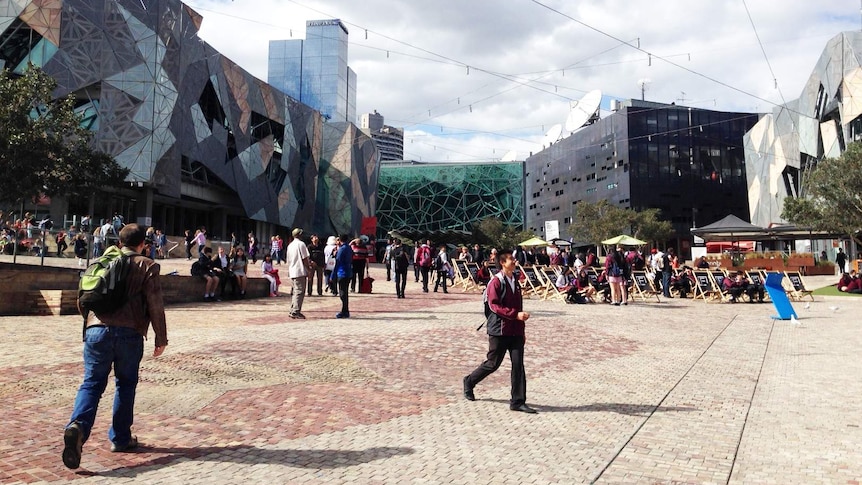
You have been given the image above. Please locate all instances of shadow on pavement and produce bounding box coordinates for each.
[481,399,697,416]
[90,445,415,477]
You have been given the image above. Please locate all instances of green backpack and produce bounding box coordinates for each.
[78,245,131,317]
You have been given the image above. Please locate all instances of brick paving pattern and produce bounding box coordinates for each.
[1,256,860,484]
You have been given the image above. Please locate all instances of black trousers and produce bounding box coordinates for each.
[337,276,350,314]
[351,259,366,291]
[394,269,407,297]
[434,270,448,292]
[466,335,526,406]
[420,266,430,290]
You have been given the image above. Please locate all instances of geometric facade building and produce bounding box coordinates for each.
[376,161,524,241]
[744,31,862,227]
[360,111,404,161]
[268,19,357,124]
[526,99,759,254]
[0,1,378,239]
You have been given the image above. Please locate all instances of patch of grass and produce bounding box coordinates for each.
[813,284,862,297]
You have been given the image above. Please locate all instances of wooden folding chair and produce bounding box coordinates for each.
[453,260,478,292]
[463,262,484,289]
[745,270,770,302]
[536,266,567,302]
[691,270,722,302]
[783,271,815,301]
[518,265,547,299]
[709,269,733,302]
[629,270,661,302]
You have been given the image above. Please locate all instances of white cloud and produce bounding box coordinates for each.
[185,0,860,163]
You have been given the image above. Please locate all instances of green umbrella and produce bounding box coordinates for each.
[601,235,646,246]
[519,236,549,247]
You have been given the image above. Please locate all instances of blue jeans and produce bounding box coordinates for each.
[662,271,672,297]
[67,326,144,446]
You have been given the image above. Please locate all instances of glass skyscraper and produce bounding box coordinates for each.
[268,19,357,123]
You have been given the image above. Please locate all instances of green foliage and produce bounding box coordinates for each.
[472,217,534,251]
[566,200,674,246]
[631,207,674,244]
[0,66,129,204]
[782,142,862,246]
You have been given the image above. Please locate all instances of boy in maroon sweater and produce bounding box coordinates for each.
[463,250,536,413]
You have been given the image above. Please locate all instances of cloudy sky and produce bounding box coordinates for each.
[184,0,859,163]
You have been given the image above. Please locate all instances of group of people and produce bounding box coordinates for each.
[838,270,862,293]
[190,229,368,320]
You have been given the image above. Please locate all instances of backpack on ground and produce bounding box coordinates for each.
[78,245,131,317]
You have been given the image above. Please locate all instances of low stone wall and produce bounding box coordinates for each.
[0,263,270,316]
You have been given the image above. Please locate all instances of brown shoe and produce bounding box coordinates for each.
[110,435,138,453]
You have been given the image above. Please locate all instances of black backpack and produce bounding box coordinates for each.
[393,247,409,271]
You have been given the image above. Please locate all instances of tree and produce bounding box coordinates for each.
[0,66,129,205]
[567,200,674,247]
[631,208,674,245]
[472,217,534,250]
[782,142,862,246]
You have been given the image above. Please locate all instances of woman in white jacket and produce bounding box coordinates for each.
[323,236,338,295]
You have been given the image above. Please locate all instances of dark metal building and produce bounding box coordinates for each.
[526,99,760,256]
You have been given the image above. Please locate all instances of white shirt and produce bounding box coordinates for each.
[286,238,310,278]
[324,243,338,271]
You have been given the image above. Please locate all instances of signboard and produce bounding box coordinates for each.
[544,220,559,240]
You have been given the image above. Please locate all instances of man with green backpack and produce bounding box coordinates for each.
[63,223,168,469]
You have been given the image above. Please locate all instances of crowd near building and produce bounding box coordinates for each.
[1,0,860,260]
[0,0,378,241]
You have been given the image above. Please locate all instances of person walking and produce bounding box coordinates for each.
[324,235,338,295]
[332,235,354,318]
[306,234,326,296]
[62,223,168,469]
[285,228,310,319]
[836,248,847,274]
[463,249,536,414]
[433,244,450,293]
[662,248,675,298]
[392,238,409,298]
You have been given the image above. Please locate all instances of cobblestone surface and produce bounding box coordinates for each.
[1,257,860,484]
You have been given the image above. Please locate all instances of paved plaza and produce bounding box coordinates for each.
[1,257,861,484]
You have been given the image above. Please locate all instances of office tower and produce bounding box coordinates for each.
[269,19,357,123]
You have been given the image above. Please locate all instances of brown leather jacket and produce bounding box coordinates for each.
[86,248,168,347]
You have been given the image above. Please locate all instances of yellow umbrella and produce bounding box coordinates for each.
[601,235,646,246]
[519,236,549,247]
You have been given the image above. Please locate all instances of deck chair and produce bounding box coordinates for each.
[464,262,485,289]
[783,271,815,301]
[536,266,567,302]
[709,269,733,302]
[585,268,610,303]
[454,260,479,292]
[691,270,721,302]
[745,270,770,302]
[629,270,661,302]
[519,265,547,299]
